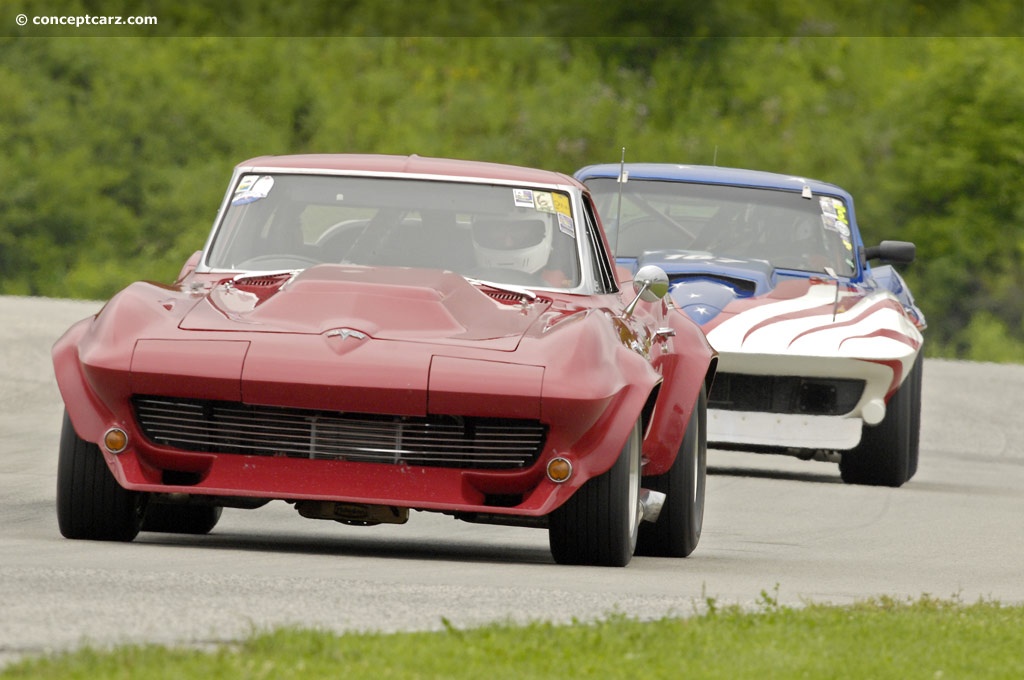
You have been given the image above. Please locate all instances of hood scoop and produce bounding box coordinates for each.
[210,271,297,314]
[233,271,296,294]
[181,264,549,348]
[672,278,746,325]
[484,289,532,305]
[635,251,778,325]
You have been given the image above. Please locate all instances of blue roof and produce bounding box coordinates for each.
[575,163,853,202]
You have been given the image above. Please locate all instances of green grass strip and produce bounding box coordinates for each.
[5,595,1023,679]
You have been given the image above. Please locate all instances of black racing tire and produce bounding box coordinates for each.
[840,354,923,487]
[56,411,146,541]
[548,419,642,567]
[906,353,924,480]
[636,385,707,557]
[141,503,223,535]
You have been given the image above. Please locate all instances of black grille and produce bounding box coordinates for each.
[132,395,546,469]
[708,374,865,416]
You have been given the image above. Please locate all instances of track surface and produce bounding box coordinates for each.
[3,295,1023,664]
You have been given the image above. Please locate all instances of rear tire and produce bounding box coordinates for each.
[56,411,146,541]
[141,504,222,535]
[840,354,922,487]
[906,353,924,479]
[636,386,707,557]
[549,419,642,567]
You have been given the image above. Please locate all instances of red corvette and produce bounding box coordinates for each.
[53,154,716,566]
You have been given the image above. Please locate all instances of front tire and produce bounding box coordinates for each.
[840,354,922,487]
[636,385,707,557]
[56,411,146,541]
[549,419,642,567]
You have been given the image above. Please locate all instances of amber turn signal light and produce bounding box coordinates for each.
[103,428,128,454]
[546,457,572,483]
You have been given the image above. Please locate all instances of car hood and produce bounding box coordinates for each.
[632,250,782,326]
[632,251,920,358]
[180,265,549,351]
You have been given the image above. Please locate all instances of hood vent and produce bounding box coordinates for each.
[485,290,532,305]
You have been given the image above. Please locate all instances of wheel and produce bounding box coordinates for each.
[141,503,222,534]
[906,353,924,480]
[840,354,922,487]
[548,419,643,567]
[56,411,146,541]
[636,385,707,557]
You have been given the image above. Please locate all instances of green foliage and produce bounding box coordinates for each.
[1,2,1022,360]
[5,597,1024,679]
[865,38,1024,358]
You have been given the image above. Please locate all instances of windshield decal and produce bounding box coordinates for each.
[819,197,855,268]
[513,188,535,208]
[510,188,576,238]
[232,175,275,205]
[534,191,556,213]
[558,213,575,239]
[552,193,575,238]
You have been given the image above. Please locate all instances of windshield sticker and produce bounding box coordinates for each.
[513,188,535,208]
[818,196,855,260]
[558,212,576,239]
[534,191,556,213]
[820,198,851,236]
[822,214,850,237]
[552,192,571,217]
[232,175,275,205]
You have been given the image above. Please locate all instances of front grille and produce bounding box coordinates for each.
[709,374,865,416]
[133,395,546,469]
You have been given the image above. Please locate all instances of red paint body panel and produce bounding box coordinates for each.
[131,339,248,402]
[428,356,544,419]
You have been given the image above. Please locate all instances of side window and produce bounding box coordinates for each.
[580,196,618,294]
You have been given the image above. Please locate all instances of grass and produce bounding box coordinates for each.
[4,593,1023,679]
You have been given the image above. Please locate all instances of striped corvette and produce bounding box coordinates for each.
[577,163,926,487]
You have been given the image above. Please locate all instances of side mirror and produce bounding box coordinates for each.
[624,265,669,317]
[863,240,915,265]
[633,265,669,301]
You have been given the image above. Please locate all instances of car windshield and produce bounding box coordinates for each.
[586,178,857,277]
[204,174,582,289]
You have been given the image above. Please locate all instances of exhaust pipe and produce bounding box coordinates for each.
[639,488,666,523]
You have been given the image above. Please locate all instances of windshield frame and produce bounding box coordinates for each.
[197,168,605,294]
[586,177,859,278]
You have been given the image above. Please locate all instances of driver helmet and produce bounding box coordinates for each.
[471,211,553,273]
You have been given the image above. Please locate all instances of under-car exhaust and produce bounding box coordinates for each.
[639,489,666,523]
[295,500,409,526]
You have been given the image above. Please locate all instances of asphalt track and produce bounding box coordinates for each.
[3,295,1023,666]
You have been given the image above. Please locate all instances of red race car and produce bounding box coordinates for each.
[53,154,716,566]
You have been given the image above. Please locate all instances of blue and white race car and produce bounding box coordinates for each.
[576,163,926,487]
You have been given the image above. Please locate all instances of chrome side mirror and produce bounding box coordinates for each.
[624,265,669,317]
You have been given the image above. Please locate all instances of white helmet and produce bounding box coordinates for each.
[472,212,553,273]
